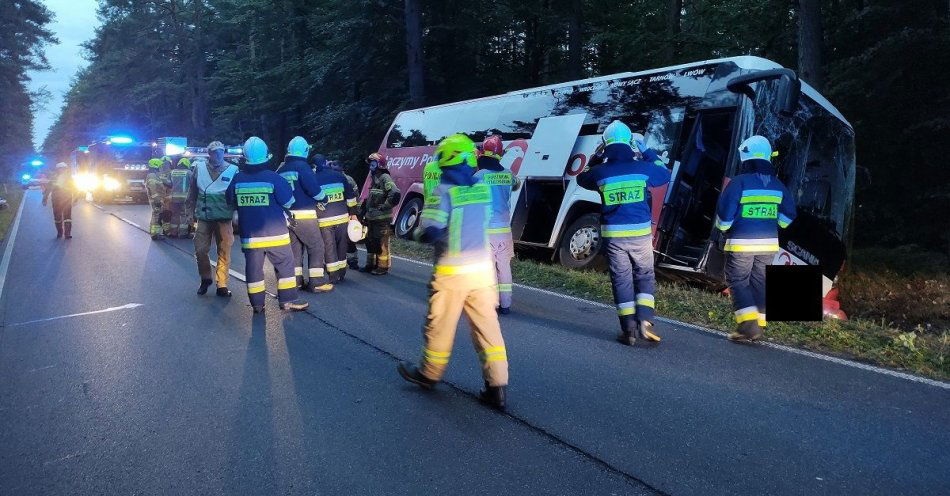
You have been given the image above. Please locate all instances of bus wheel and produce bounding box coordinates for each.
[395,197,423,239]
[558,213,605,270]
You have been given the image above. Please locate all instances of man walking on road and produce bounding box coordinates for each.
[473,135,521,314]
[42,162,78,239]
[145,158,168,240]
[190,141,238,297]
[311,154,359,283]
[577,121,671,346]
[361,152,400,275]
[278,137,332,293]
[398,134,508,411]
[227,136,309,314]
[715,135,796,341]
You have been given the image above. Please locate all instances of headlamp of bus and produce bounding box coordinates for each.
[102,176,122,192]
[74,173,100,192]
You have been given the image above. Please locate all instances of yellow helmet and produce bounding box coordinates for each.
[177,157,192,168]
[434,134,476,168]
[148,158,163,169]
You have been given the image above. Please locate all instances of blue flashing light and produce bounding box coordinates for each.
[227,147,243,154]
[30,160,44,166]
[21,173,31,181]
[109,136,135,144]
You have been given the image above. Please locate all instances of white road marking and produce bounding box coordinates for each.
[370,249,950,390]
[8,303,143,327]
[0,190,27,303]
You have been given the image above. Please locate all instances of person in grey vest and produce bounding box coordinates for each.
[188,141,239,297]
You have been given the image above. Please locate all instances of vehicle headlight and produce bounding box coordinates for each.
[74,173,100,192]
[102,177,122,191]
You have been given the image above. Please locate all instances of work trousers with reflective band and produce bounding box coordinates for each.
[724,252,772,328]
[489,230,514,308]
[194,220,234,288]
[243,244,299,307]
[365,219,392,270]
[148,192,164,235]
[166,200,192,237]
[321,222,350,282]
[419,274,508,387]
[288,216,328,288]
[51,193,73,236]
[604,235,656,334]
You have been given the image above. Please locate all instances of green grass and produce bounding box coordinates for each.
[391,238,950,380]
[0,185,25,241]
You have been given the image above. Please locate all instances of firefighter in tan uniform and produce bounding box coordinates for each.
[398,134,509,410]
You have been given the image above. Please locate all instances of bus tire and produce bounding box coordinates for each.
[557,213,605,270]
[395,196,424,239]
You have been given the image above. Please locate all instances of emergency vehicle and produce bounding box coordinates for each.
[72,136,153,204]
[372,56,855,318]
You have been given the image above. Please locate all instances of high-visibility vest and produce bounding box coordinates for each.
[195,161,238,221]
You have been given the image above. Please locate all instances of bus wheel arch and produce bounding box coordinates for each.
[394,194,424,239]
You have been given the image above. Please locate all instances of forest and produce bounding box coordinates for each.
[3,0,949,249]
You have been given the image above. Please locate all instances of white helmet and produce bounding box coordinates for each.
[602,120,633,147]
[287,136,311,158]
[738,135,772,162]
[243,136,272,165]
[55,162,69,169]
[348,219,366,242]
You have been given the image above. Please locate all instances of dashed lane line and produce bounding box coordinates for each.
[8,303,143,327]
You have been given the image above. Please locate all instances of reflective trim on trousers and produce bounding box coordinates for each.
[735,306,759,323]
[423,348,450,365]
[434,260,492,275]
[497,283,512,293]
[617,301,636,316]
[479,346,507,363]
[247,281,266,294]
[724,238,779,253]
[318,214,349,227]
[327,260,347,271]
[309,267,325,277]
[277,277,297,290]
[636,293,655,308]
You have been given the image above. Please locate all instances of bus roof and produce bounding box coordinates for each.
[402,56,851,130]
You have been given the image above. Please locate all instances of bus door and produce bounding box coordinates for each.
[656,107,738,269]
[510,114,587,245]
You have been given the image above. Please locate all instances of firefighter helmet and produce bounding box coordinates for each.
[348,219,367,242]
[148,158,163,169]
[287,136,311,158]
[55,162,68,169]
[243,136,272,166]
[177,157,192,168]
[482,135,504,160]
[435,134,477,168]
[602,120,633,147]
[738,135,772,162]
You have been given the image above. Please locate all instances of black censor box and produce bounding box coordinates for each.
[766,265,823,321]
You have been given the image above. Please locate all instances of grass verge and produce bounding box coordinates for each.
[0,185,25,241]
[391,238,949,381]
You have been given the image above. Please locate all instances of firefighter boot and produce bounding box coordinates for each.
[216,287,232,298]
[55,222,63,239]
[397,362,437,391]
[638,321,661,343]
[729,320,763,342]
[479,382,507,411]
[360,254,377,273]
[197,279,213,295]
[617,320,638,346]
[63,222,72,239]
[279,300,310,311]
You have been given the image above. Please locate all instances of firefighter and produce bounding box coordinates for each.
[576,121,671,346]
[473,135,521,314]
[226,136,309,314]
[361,152,400,275]
[166,157,194,238]
[189,141,238,297]
[278,137,332,293]
[422,154,442,206]
[145,158,168,240]
[329,160,362,270]
[311,154,359,283]
[41,162,78,239]
[398,134,508,411]
[715,135,796,341]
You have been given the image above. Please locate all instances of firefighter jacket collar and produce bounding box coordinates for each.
[604,142,635,163]
[742,158,775,175]
[477,156,503,171]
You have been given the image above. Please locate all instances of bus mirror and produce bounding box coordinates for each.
[727,68,801,116]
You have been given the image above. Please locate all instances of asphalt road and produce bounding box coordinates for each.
[1,191,948,495]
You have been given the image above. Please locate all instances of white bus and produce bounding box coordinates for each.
[374,56,855,317]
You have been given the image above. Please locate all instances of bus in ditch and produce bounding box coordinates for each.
[372,56,855,318]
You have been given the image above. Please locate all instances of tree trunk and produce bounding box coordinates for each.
[567,0,584,79]
[664,0,683,63]
[404,0,425,108]
[797,0,824,90]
